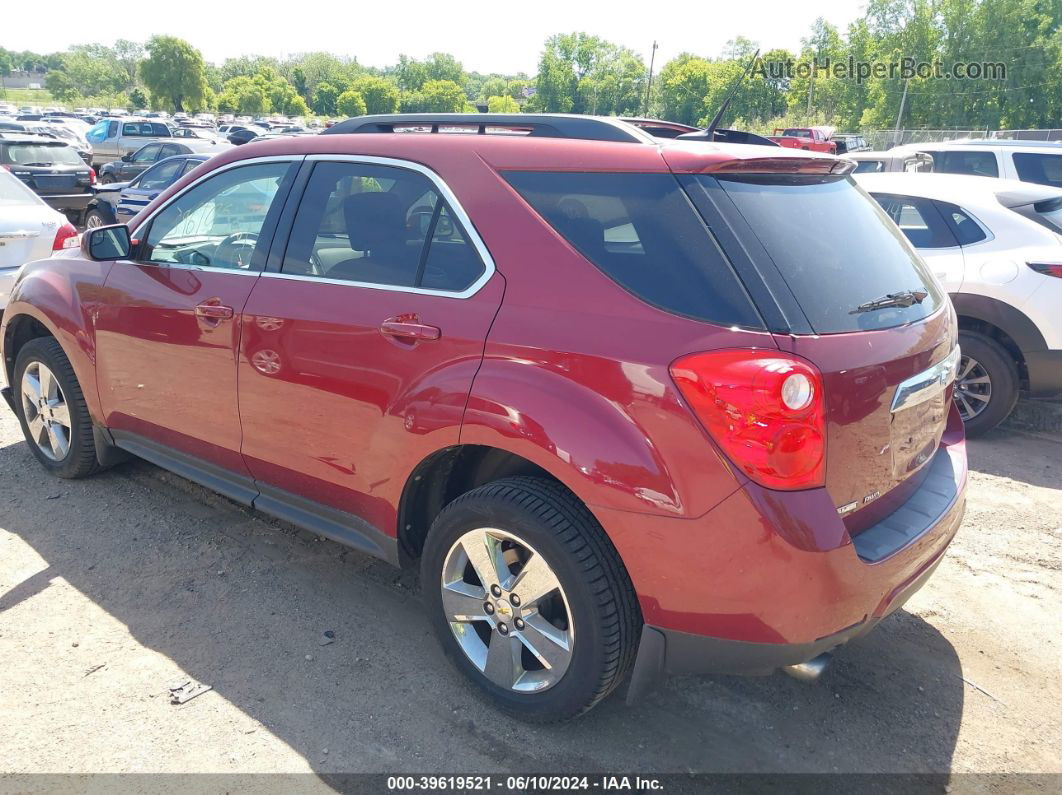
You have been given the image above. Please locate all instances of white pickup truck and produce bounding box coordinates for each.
[84,118,176,167]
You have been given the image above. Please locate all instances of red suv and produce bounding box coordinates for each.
[0,114,967,722]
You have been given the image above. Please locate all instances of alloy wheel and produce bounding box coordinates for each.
[20,361,72,461]
[85,213,104,229]
[441,528,574,693]
[954,354,992,421]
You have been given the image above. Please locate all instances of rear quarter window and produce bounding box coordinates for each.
[503,171,762,328]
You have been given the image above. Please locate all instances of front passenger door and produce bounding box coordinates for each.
[95,160,297,483]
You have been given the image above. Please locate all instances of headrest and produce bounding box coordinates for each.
[344,191,406,251]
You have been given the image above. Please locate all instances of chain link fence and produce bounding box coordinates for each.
[862,128,1062,150]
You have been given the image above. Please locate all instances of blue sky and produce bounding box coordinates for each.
[6,0,866,73]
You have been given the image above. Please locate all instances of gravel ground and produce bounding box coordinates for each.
[0,405,1059,779]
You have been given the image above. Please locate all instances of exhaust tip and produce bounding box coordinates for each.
[782,652,832,683]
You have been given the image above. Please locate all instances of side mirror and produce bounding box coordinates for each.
[82,224,132,261]
[121,152,133,162]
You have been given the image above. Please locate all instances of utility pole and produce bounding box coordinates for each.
[644,41,658,117]
[806,69,815,116]
[894,78,909,146]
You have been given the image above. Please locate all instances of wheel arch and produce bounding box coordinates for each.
[397,444,561,565]
[951,293,1044,390]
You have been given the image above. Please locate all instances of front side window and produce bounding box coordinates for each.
[281,160,485,292]
[140,162,290,270]
[505,171,762,328]
[930,150,999,178]
[1013,152,1062,188]
[86,120,109,144]
[132,144,160,163]
[139,158,185,191]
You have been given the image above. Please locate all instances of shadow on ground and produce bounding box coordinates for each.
[966,429,1060,490]
[0,435,965,775]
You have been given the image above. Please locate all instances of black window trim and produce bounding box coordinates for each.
[870,192,961,251]
[260,154,496,300]
[128,155,302,275]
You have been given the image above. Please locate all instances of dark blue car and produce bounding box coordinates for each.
[84,153,210,228]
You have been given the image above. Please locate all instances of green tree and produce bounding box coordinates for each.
[532,33,647,115]
[336,89,367,117]
[129,87,148,109]
[350,75,400,114]
[487,94,520,112]
[217,75,270,115]
[45,70,80,103]
[140,36,208,112]
[419,79,468,111]
[312,81,340,115]
[292,65,307,98]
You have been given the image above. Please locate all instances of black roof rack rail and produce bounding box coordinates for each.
[677,128,779,148]
[321,113,656,144]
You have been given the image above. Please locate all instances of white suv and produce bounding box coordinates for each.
[856,172,1062,435]
[891,140,1062,188]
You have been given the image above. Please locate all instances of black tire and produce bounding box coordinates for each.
[97,172,114,185]
[421,476,640,722]
[84,208,110,229]
[956,330,1018,437]
[13,337,101,479]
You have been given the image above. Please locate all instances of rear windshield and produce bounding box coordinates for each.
[503,171,762,328]
[1013,152,1062,189]
[0,143,83,166]
[709,175,944,332]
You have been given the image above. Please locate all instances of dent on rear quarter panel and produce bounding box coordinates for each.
[2,253,113,423]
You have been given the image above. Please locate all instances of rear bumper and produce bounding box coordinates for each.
[605,406,967,695]
[1025,349,1062,399]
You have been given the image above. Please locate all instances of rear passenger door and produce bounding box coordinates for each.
[236,156,503,530]
[871,193,965,291]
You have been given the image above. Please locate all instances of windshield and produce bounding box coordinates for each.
[708,174,943,332]
[1,143,83,166]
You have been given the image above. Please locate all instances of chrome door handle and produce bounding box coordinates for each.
[195,303,234,319]
[379,320,441,341]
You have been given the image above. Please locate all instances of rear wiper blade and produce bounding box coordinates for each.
[850,289,928,314]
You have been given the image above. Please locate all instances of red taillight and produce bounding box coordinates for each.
[52,223,80,251]
[1028,262,1062,278]
[670,349,827,490]
[89,167,96,184]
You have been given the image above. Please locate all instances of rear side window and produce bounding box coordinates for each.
[937,201,988,245]
[1012,152,1062,188]
[929,150,999,178]
[710,175,943,333]
[504,171,762,328]
[872,194,957,248]
[282,160,486,292]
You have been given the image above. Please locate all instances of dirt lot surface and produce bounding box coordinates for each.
[1,405,1060,780]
